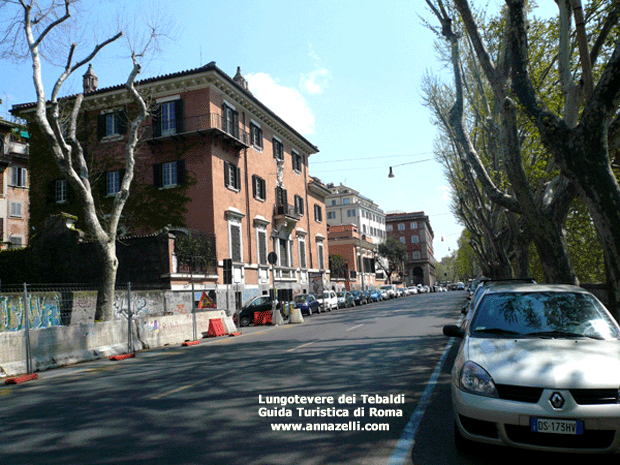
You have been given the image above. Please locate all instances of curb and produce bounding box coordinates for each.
[5,373,38,385]
[109,353,136,361]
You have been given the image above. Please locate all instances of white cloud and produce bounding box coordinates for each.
[300,68,329,95]
[246,72,316,136]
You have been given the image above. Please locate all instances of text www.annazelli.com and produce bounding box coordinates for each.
[271,422,390,432]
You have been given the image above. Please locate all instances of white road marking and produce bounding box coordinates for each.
[346,324,364,331]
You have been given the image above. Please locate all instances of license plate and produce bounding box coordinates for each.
[530,418,584,435]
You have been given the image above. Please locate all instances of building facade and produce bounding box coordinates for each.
[385,211,436,286]
[14,63,329,306]
[325,183,387,284]
[0,119,29,249]
[327,224,380,291]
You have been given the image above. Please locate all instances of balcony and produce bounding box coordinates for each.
[143,113,250,150]
[273,203,301,234]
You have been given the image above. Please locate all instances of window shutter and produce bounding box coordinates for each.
[252,175,257,198]
[300,241,307,268]
[258,231,267,265]
[176,160,186,185]
[153,163,163,188]
[117,110,128,135]
[235,166,241,190]
[97,114,106,139]
[174,99,184,133]
[224,161,230,188]
[231,225,241,262]
[151,104,161,138]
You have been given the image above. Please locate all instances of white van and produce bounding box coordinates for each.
[317,290,338,311]
[380,285,397,299]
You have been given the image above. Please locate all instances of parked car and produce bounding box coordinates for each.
[351,290,368,306]
[292,293,320,316]
[407,286,418,295]
[317,290,337,311]
[337,291,356,308]
[380,285,396,299]
[443,282,620,453]
[369,289,383,302]
[234,295,281,327]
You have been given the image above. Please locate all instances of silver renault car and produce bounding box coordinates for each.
[443,283,620,453]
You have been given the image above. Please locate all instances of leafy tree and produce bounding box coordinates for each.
[377,237,408,284]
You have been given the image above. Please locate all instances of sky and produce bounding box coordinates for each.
[0,0,558,262]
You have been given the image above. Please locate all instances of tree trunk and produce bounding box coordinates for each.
[94,240,119,321]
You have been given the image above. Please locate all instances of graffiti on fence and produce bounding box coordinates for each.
[0,293,62,332]
[113,292,163,319]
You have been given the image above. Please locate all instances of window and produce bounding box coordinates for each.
[257,229,268,265]
[10,202,22,217]
[224,161,241,191]
[400,237,406,244]
[411,235,420,244]
[154,160,185,188]
[292,151,302,172]
[152,99,183,137]
[229,222,242,263]
[223,103,239,138]
[398,223,405,231]
[314,204,323,222]
[412,251,421,260]
[299,237,307,269]
[317,241,325,270]
[327,211,336,220]
[106,171,122,196]
[386,224,393,232]
[276,186,288,206]
[11,167,27,188]
[347,209,356,217]
[294,195,304,216]
[97,110,127,138]
[273,138,284,161]
[250,122,263,149]
[279,238,290,267]
[252,175,266,201]
[331,200,337,206]
[343,198,350,205]
[56,179,67,203]
[410,222,418,229]
[9,236,22,248]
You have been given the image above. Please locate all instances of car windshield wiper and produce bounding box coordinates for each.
[527,330,604,340]
[472,328,521,337]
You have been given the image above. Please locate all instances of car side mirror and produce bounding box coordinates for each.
[443,325,465,338]
[461,305,468,315]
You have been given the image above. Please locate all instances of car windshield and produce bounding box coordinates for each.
[470,291,620,340]
[293,295,309,303]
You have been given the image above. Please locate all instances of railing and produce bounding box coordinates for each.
[274,204,302,220]
[143,113,250,148]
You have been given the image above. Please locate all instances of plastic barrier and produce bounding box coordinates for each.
[254,311,272,326]
[109,353,135,361]
[207,318,226,337]
[289,307,304,324]
[182,340,200,346]
[5,373,38,385]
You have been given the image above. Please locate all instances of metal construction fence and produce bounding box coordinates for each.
[0,282,227,378]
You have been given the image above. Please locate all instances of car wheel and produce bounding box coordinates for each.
[317,306,322,314]
[240,316,251,327]
[454,422,474,454]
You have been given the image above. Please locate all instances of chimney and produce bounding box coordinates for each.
[233,66,250,93]
[83,64,98,93]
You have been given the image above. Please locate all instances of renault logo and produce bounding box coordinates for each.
[550,392,565,409]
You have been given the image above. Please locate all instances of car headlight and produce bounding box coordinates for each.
[459,361,499,398]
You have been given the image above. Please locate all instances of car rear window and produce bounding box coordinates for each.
[471,291,620,340]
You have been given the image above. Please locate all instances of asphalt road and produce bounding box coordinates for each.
[6,290,614,465]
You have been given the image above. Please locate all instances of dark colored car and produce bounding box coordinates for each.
[293,293,320,316]
[351,290,368,306]
[234,295,281,327]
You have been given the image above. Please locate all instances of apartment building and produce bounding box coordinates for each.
[385,211,435,286]
[0,119,29,249]
[13,62,329,303]
[327,224,381,291]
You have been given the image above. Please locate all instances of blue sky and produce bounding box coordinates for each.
[1,0,557,261]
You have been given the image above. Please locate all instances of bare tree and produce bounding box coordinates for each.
[5,0,157,319]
